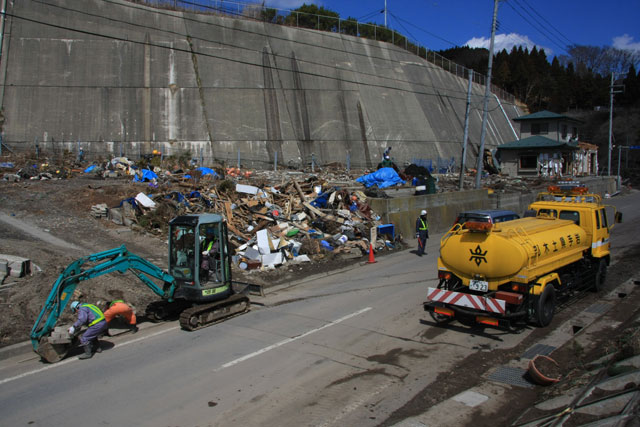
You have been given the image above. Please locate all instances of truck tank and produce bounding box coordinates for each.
[438,217,588,289]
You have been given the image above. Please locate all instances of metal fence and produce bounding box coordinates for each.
[132,0,516,103]
[1,139,463,176]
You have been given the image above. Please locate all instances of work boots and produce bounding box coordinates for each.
[79,343,93,360]
[129,325,139,334]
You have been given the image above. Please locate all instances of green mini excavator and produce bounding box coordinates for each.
[30,214,253,363]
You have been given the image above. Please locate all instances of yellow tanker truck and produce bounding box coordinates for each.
[423,184,620,329]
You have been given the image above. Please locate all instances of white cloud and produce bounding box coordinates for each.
[612,34,640,52]
[465,33,552,57]
[263,0,309,9]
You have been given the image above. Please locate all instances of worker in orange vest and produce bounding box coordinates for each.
[104,300,138,333]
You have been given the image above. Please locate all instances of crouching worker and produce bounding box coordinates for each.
[69,301,108,360]
[104,299,138,334]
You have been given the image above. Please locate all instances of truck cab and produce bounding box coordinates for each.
[529,185,613,261]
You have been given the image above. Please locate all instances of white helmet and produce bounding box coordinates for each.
[70,301,81,312]
[421,210,427,216]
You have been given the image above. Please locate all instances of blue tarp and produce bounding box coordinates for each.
[356,168,405,189]
[196,167,218,177]
[311,192,329,208]
[165,192,190,207]
[133,169,158,182]
[83,165,97,173]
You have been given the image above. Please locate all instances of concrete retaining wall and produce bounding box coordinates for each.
[0,0,522,169]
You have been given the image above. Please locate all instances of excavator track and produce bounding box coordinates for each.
[179,293,250,331]
[145,299,191,322]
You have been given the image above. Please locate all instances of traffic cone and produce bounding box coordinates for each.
[368,244,377,264]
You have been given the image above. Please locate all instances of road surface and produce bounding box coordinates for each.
[1,190,639,426]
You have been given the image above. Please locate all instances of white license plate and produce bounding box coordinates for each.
[469,280,488,292]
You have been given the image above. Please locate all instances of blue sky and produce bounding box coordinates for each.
[262,0,640,58]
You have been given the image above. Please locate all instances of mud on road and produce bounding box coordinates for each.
[379,242,640,427]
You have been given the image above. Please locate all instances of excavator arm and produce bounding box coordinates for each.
[30,245,176,362]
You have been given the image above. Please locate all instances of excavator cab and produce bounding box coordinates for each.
[168,214,232,304]
[165,214,249,331]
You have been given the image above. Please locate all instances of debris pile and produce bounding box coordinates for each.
[99,168,402,272]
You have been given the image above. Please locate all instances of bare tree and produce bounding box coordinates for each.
[568,45,640,76]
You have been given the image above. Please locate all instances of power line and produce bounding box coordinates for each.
[4,9,508,109]
[511,0,570,51]
[357,9,382,22]
[386,10,458,48]
[387,11,420,45]
[518,0,575,47]
[19,0,510,105]
[503,0,569,54]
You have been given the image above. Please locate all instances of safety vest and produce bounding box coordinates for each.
[418,218,429,231]
[206,240,215,252]
[82,303,105,326]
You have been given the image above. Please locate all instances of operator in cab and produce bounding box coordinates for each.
[200,228,220,282]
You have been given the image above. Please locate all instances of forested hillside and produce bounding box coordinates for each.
[438,45,640,113]
[437,45,640,181]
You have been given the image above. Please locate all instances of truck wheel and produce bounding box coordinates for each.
[429,310,453,324]
[534,285,555,327]
[593,259,607,292]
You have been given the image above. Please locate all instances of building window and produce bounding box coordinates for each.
[520,154,537,169]
[531,122,549,135]
[562,124,568,139]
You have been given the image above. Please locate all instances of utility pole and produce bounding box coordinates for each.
[459,70,473,190]
[608,73,614,176]
[608,73,624,176]
[475,0,499,189]
[384,0,387,27]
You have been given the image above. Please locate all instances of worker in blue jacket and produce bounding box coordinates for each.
[68,301,108,360]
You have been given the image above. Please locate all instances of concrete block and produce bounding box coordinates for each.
[108,207,124,225]
[0,255,31,277]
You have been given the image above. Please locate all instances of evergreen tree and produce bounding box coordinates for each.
[621,64,640,107]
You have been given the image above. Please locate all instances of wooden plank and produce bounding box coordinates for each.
[303,202,345,224]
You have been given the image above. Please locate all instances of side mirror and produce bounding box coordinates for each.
[615,212,623,223]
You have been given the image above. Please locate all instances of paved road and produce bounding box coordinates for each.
[1,190,639,427]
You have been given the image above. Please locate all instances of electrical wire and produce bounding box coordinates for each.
[503,0,569,54]
[510,0,570,52]
[518,0,575,47]
[387,11,420,46]
[357,9,382,22]
[496,21,547,53]
[13,0,514,106]
[386,11,458,48]
[30,0,473,97]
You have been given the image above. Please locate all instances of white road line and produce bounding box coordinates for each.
[0,326,179,386]
[214,307,372,372]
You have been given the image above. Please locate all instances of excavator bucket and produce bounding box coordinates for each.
[36,337,71,363]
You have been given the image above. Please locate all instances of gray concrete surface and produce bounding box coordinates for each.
[0,0,522,169]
